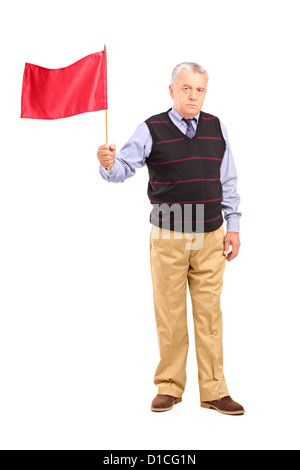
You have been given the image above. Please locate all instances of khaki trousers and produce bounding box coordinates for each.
[149,223,229,402]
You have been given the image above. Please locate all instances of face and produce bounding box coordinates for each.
[169,69,208,119]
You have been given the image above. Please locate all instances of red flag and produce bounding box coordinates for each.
[21,51,107,119]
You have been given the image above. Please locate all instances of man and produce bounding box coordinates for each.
[97,62,244,415]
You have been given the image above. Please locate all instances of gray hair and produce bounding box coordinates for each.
[171,62,209,85]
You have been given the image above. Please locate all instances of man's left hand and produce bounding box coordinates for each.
[223,232,241,261]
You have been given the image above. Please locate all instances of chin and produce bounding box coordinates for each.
[186,109,199,117]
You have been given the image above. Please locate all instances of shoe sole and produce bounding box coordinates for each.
[201,402,245,415]
[151,397,182,412]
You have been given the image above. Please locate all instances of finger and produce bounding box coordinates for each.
[223,237,230,256]
[99,150,111,157]
[98,145,109,155]
[226,248,238,261]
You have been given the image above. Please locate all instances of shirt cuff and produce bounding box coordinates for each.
[226,217,240,233]
[99,162,115,180]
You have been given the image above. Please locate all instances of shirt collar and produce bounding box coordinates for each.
[169,106,200,124]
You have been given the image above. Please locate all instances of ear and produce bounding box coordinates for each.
[169,84,174,99]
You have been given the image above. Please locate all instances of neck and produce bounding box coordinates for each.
[173,106,199,120]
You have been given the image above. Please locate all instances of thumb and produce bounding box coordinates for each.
[223,236,230,255]
[109,144,116,151]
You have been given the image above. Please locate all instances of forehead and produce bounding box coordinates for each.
[175,69,207,88]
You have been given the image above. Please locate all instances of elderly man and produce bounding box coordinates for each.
[97,62,244,415]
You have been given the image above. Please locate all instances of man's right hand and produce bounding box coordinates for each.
[97,144,116,171]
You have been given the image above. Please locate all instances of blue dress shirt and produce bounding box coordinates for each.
[99,107,242,232]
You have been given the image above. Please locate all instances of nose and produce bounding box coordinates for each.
[189,89,197,100]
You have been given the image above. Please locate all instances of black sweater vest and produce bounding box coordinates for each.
[145,109,226,233]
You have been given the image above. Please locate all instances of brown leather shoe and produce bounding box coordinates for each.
[201,396,245,415]
[151,394,182,412]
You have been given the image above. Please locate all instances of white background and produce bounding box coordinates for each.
[1,0,299,451]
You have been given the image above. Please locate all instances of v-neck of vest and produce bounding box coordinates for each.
[165,109,202,142]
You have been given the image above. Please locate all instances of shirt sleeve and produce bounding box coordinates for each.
[219,120,242,233]
[99,122,152,183]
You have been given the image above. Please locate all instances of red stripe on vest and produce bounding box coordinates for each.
[150,197,223,204]
[147,156,223,165]
[197,136,222,140]
[150,178,220,184]
[201,116,216,120]
[151,213,222,224]
[156,138,185,144]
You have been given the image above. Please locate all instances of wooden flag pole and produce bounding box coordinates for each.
[104,44,109,173]
[105,109,109,173]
